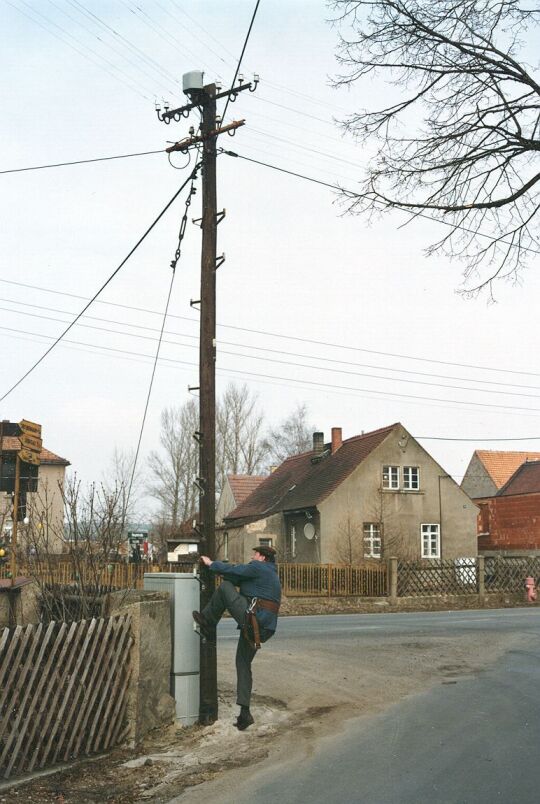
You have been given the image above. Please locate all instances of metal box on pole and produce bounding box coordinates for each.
[143,572,200,725]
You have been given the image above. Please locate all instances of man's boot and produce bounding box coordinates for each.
[192,611,216,642]
[235,705,254,731]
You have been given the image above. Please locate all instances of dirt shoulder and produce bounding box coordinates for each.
[2,612,529,803]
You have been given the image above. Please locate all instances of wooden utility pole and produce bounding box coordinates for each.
[158,73,257,725]
[198,82,219,725]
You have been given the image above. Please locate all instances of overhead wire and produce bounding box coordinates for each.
[3,277,540,381]
[0,165,200,404]
[221,0,261,123]
[0,149,165,175]
[5,303,540,400]
[125,158,201,507]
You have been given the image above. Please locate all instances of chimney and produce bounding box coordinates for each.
[313,432,324,454]
[331,427,342,453]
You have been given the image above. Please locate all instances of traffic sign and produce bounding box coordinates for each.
[19,433,42,453]
[19,419,42,438]
[18,448,40,466]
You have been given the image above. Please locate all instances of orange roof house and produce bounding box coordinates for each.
[461,450,540,500]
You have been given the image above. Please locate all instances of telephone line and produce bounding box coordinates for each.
[0,148,165,175]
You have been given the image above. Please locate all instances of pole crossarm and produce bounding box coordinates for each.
[166,120,245,153]
[157,81,255,124]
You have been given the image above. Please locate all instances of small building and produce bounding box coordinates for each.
[221,423,478,564]
[477,460,540,554]
[0,428,70,554]
[461,450,540,500]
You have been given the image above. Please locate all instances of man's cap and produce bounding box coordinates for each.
[252,545,277,559]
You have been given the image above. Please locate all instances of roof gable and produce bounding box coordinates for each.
[497,460,540,496]
[227,475,266,506]
[475,450,540,489]
[0,436,70,466]
[226,424,398,523]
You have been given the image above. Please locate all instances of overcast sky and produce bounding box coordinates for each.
[2,0,540,506]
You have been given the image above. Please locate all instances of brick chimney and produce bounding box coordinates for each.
[313,432,324,454]
[331,427,342,453]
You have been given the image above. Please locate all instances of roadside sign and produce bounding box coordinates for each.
[18,448,40,466]
[19,433,43,453]
[19,419,42,438]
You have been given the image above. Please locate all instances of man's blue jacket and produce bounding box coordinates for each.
[209,559,281,634]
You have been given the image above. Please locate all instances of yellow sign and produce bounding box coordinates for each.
[18,448,40,466]
[19,433,42,453]
[19,419,42,438]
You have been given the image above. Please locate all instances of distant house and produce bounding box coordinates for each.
[461,450,540,500]
[477,460,540,554]
[220,423,477,564]
[0,432,70,554]
[216,475,266,560]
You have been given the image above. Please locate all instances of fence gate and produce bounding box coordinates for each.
[0,613,133,779]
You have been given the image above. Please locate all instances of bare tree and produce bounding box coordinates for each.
[147,400,198,528]
[216,383,266,493]
[331,0,540,296]
[102,447,144,532]
[263,403,316,466]
[335,512,365,563]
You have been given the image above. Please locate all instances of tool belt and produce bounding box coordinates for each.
[242,598,280,650]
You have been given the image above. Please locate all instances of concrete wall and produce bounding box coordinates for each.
[0,579,40,627]
[319,427,478,562]
[479,493,540,551]
[106,590,175,746]
[461,453,498,500]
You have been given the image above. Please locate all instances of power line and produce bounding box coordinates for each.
[3,277,540,381]
[6,303,540,401]
[221,149,540,257]
[0,165,199,404]
[5,297,540,393]
[0,148,165,175]
[221,0,261,123]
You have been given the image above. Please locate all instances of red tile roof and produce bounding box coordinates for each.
[476,450,540,489]
[228,475,266,506]
[0,436,70,466]
[225,424,398,524]
[497,460,540,496]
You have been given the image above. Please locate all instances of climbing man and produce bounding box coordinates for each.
[192,545,281,731]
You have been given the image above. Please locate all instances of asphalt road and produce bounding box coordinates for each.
[190,608,540,804]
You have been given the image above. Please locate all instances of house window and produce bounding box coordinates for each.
[382,465,399,490]
[223,532,229,561]
[259,538,273,548]
[421,524,440,558]
[403,466,420,491]
[363,523,381,559]
[290,525,296,559]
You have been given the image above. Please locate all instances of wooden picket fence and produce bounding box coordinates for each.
[0,613,133,779]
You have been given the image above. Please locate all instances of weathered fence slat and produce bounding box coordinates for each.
[0,613,132,779]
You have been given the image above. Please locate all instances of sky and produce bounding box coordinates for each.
[1,0,540,507]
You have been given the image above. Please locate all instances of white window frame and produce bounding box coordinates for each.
[363,523,381,559]
[403,466,420,491]
[382,465,400,490]
[290,525,296,559]
[421,524,440,559]
[223,532,229,561]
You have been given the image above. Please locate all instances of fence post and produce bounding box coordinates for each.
[477,555,485,601]
[328,564,332,597]
[388,557,398,603]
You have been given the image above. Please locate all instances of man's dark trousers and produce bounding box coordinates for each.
[202,580,257,708]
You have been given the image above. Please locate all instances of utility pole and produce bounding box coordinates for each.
[158,71,258,725]
[198,82,219,725]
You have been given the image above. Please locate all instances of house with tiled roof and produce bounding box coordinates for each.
[461,450,540,500]
[477,461,540,554]
[220,423,478,564]
[1,423,70,554]
[216,474,267,525]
